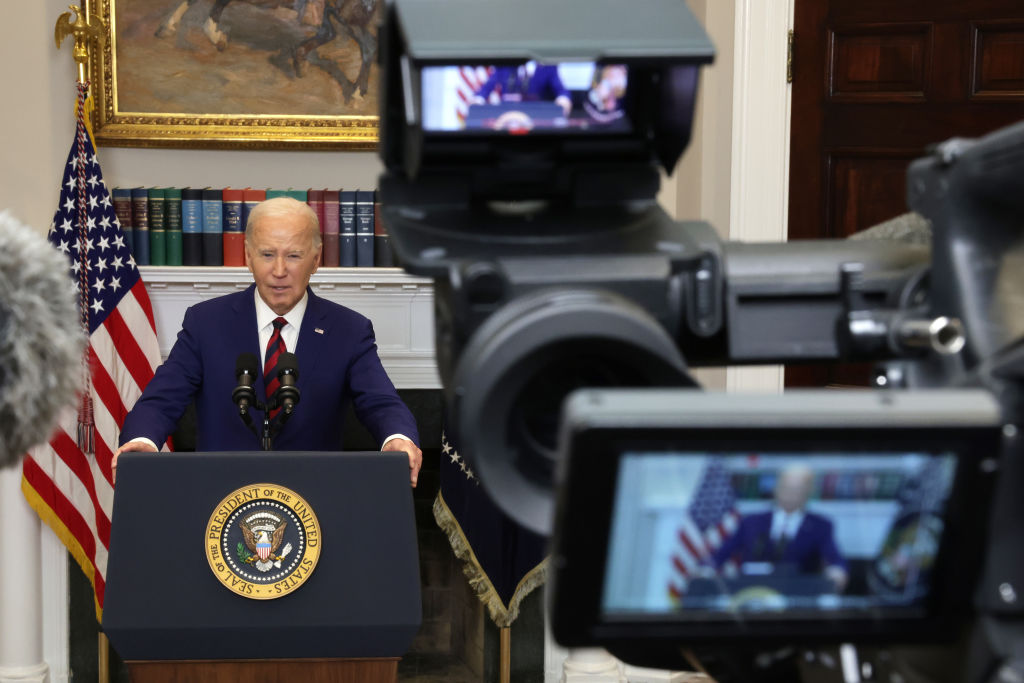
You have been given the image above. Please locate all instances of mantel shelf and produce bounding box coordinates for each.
[137,266,441,390]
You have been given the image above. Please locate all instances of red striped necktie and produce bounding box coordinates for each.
[264,317,287,418]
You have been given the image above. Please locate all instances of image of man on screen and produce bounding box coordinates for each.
[469,61,572,130]
[712,464,848,592]
[111,197,423,486]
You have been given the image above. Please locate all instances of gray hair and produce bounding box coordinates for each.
[245,197,322,250]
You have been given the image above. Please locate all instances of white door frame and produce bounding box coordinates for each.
[726,0,794,395]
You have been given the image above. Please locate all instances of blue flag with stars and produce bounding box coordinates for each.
[434,429,547,627]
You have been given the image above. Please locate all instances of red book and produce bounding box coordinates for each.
[307,189,326,265]
[323,189,340,267]
[222,188,246,266]
[374,200,394,267]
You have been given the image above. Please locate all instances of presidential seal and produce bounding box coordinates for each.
[205,483,322,600]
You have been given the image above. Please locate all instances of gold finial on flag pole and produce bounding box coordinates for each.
[55,2,106,86]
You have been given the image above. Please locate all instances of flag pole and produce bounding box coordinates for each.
[53,10,112,665]
[55,1,107,454]
[98,633,110,683]
[500,627,511,683]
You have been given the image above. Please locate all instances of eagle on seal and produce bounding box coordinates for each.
[240,518,287,572]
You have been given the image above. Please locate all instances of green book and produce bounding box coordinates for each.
[165,188,183,266]
[266,189,308,203]
[147,188,167,266]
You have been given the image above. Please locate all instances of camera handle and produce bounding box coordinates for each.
[837,261,966,361]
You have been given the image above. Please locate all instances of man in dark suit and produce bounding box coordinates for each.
[113,198,422,486]
[472,62,573,116]
[713,465,848,591]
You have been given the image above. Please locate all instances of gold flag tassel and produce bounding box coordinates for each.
[74,80,95,455]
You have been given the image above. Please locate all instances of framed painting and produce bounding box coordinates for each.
[88,0,380,149]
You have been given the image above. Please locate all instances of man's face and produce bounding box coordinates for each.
[245,211,321,315]
[775,469,813,513]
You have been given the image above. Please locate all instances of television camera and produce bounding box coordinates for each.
[377,0,1024,680]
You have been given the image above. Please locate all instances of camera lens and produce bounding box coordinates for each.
[449,288,695,535]
[509,343,666,485]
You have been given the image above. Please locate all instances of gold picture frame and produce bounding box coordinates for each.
[88,0,379,150]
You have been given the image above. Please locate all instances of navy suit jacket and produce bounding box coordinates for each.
[120,285,419,452]
[713,510,847,574]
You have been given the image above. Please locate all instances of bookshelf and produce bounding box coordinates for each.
[139,266,441,389]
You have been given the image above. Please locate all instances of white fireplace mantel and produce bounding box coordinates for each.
[138,266,441,390]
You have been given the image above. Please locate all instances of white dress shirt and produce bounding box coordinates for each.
[255,287,307,368]
[770,508,805,542]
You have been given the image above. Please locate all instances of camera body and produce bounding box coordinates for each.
[378,0,1024,676]
[380,0,933,534]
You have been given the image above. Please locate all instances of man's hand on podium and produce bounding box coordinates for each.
[383,437,423,488]
[111,439,158,484]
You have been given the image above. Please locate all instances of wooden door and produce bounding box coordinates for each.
[786,0,1024,386]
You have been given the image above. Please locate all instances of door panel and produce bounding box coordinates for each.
[971,21,1024,98]
[829,24,931,102]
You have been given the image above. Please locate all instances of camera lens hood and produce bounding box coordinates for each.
[449,287,695,535]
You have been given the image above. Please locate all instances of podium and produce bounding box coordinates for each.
[465,101,565,129]
[685,574,838,612]
[103,451,421,683]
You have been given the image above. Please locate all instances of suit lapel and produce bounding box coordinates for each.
[233,285,264,395]
[296,289,329,386]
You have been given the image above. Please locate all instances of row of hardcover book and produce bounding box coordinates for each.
[111,188,394,268]
[731,470,907,501]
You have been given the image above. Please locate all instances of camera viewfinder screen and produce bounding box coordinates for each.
[602,453,957,620]
[421,63,631,134]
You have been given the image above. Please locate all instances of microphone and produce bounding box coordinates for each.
[273,352,301,416]
[0,211,85,468]
[232,352,259,417]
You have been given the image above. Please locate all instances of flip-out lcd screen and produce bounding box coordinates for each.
[421,63,632,133]
[604,453,957,621]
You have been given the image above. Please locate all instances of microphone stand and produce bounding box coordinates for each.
[268,403,298,448]
[236,355,300,451]
[260,410,273,451]
[233,397,276,451]
[238,399,296,451]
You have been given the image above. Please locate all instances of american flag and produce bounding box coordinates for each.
[667,459,740,602]
[21,86,162,620]
[454,66,494,126]
[898,456,954,514]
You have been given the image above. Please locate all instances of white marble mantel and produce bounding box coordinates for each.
[138,266,441,390]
